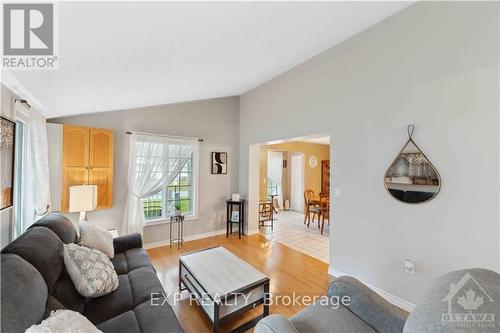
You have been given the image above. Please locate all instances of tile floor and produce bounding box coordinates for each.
[259,210,330,263]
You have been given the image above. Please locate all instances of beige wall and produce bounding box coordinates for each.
[259,141,330,202]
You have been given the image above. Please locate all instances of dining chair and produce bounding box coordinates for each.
[303,189,315,225]
[319,193,330,235]
[259,202,274,230]
[308,200,322,229]
[308,194,330,234]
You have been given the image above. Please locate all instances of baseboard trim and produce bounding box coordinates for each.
[328,267,415,312]
[247,228,260,235]
[144,228,227,249]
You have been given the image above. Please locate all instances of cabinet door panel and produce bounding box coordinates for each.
[89,169,113,208]
[61,126,89,212]
[89,128,114,208]
[90,129,113,168]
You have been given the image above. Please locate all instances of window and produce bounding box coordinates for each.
[139,141,198,221]
[267,177,280,197]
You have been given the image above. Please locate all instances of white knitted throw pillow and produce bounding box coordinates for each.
[26,310,102,333]
[63,243,119,298]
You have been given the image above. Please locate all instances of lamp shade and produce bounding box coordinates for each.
[69,185,97,213]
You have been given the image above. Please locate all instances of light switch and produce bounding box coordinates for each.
[404,259,415,274]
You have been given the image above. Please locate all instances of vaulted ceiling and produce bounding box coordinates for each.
[3,2,412,118]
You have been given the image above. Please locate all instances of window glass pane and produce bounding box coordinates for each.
[13,122,24,239]
[142,191,163,219]
[267,177,280,196]
[179,199,191,213]
[141,144,195,219]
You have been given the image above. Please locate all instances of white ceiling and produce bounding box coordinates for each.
[3,2,412,118]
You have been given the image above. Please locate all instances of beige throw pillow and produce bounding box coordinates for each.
[78,221,114,258]
[63,243,119,298]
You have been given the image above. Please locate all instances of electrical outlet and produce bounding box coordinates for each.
[404,259,415,274]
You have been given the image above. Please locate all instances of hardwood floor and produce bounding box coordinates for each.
[147,233,333,333]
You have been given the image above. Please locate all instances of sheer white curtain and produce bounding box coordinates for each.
[267,151,283,209]
[13,105,51,239]
[30,110,51,217]
[122,134,196,235]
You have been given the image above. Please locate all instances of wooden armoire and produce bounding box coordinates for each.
[61,125,114,212]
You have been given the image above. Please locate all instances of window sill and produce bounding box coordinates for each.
[144,215,198,227]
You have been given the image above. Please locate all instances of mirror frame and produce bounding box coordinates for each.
[384,137,442,205]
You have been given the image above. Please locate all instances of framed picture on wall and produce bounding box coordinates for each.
[1,116,16,211]
[211,152,227,174]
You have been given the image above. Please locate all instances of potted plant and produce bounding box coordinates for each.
[174,192,182,216]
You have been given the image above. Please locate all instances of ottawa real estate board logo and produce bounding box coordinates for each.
[2,3,58,70]
[441,272,496,329]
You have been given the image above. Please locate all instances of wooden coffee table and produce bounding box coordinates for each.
[179,246,270,333]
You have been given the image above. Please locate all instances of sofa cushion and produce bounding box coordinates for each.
[49,272,86,313]
[96,298,184,333]
[1,226,64,288]
[83,266,165,324]
[96,311,141,333]
[1,254,48,333]
[43,295,66,319]
[290,303,378,333]
[31,212,77,244]
[134,298,184,333]
[111,248,153,275]
[328,276,407,333]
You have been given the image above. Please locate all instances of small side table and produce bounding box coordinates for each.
[170,215,184,249]
[226,199,245,239]
[107,228,119,238]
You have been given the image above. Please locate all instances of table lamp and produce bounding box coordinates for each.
[69,185,97,221]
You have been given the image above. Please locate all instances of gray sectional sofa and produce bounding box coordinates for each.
[1,213,184,333]
[256,269,500,333]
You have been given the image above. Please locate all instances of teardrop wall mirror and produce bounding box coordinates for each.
[384,125,441,204]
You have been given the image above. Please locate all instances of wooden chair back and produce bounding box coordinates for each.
[259,202,273,221]
[319,193,329,212]
[304,190,314,205]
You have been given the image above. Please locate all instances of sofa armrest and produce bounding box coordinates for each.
[328,276,408,333]
[113,233,143,254]
[255,315,300,333]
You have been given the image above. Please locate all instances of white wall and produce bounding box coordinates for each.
[49,96,239,244]
[239,1,500,305]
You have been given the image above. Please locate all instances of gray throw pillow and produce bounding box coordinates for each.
[63,243,119,298]
[78,221,114,258]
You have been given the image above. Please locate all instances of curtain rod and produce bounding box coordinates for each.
[14,98,31,108]
[126,130,203,142]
